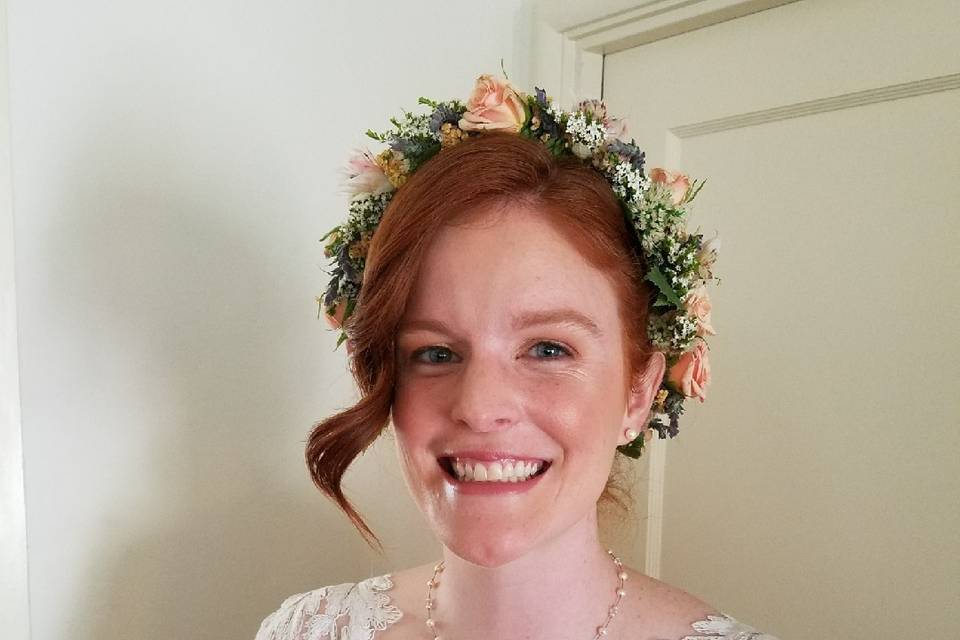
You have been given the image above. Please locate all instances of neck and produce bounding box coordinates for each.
[432,510,620,640]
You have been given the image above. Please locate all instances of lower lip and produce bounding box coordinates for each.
[440,461,549,495]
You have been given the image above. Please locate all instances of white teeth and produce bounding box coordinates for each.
[449,458,546,483]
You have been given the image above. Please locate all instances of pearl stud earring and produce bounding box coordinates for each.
[624,428,639,442]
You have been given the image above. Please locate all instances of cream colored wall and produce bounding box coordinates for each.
[6,1,526,638]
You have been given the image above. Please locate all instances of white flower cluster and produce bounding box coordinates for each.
[565,111,608,158]
[633,185,692,266]
[605,161,647,203]
[391,111,433,140]
[338,277,360,300]
[346,192,391,232]
[639,225,668,255]
[648,311,699,353]
[672,272,692,292]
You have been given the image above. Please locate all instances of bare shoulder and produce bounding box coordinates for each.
[616,566,721,640]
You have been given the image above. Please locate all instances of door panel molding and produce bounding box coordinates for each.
[671,72,960,138]
[565,0,800,54]
[530,0,800,108]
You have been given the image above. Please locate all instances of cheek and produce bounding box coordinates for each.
[518,368,626,441]
[391,381,444,469]
[391,420,437,508]
[393,375,446,431]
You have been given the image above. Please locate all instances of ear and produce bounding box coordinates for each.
[617,351,666,446]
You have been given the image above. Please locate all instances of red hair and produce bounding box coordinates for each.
[306,133,655,548]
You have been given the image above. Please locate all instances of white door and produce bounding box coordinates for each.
[598,1,960,637]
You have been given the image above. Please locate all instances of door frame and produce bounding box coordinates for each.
[0,0,31,637]
[527,0,800,578]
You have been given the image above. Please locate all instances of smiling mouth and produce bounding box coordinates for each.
[438,457,552,483]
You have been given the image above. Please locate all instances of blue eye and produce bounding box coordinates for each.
[413,346,459,364]
[529,341,571,359]
[410,342,571,364]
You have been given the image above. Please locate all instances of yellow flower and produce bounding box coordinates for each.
[348,231,373,260]
[375,149,410,188]
[322,230,339,258]
[653,389,669,411]
[439,122,468,149]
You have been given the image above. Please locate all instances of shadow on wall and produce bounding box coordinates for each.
[50,95,382,640]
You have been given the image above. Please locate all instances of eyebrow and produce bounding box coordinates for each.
[512,308,603,337]
[398,308,603,338]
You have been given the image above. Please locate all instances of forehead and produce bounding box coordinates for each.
[403,205,621,330]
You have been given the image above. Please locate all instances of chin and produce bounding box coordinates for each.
[445,540,526,569]
[440,526,533,568]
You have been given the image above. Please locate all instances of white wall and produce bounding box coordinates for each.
[6,1,526,638]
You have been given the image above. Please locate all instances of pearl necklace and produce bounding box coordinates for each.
[424,548,628,640]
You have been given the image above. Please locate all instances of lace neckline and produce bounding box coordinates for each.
[369,573,758,640]
[257,572,777,640]
[256,573,403,640]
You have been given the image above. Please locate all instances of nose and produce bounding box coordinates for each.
[449,352,520,432]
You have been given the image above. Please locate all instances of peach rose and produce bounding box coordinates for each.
[667,339,711,403]
[458,74,525,132]
[650,168,691,206]
[343,150,392,197]
[684,285,716,337]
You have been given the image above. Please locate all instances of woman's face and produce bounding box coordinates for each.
[392,205,659,567]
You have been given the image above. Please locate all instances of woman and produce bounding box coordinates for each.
[256,76,778,640]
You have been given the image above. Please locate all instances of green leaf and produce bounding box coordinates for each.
[617,436,645,459]
[417,96,438,108]
[652,293,674,308]
[365,129,382,141]
[344,296,357,323]
[335,331,348,349]
[646,265,683,308]
[683,179,706,205]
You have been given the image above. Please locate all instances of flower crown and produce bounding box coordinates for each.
[318,74,720,458]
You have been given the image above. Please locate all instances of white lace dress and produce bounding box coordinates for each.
[255,574,781,640]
